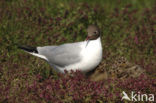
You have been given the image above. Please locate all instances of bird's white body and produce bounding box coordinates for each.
[19,25,103,73]
[50,37,102,73]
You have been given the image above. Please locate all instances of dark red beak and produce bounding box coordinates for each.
[86,36,90,41]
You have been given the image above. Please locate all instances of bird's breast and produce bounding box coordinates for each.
[83,42,102,62]
[80,38,102,72]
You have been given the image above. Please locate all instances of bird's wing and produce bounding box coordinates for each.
[37,42,83,67]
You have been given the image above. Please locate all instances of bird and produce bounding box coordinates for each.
[18,25,103,73]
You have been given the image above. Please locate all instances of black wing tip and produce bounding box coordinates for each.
[18,45,38,53]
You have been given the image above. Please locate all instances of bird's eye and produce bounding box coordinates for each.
[94,31,98,34]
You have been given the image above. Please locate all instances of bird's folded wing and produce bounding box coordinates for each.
[37,43,83,67]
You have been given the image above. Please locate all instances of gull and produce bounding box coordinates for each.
[18,25,103,73]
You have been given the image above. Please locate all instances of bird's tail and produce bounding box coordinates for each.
[18,46,48,60]
[18,46,38,53]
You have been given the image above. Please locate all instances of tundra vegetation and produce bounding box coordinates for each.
[0,0,155,102]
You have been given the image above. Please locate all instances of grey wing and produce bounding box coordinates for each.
[37,43,83,67]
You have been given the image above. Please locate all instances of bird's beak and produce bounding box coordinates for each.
[85,36,90,48]
[85,36,90,41]
[85,37,88,41]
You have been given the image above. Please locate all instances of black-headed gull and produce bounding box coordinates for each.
[19,25,103,73]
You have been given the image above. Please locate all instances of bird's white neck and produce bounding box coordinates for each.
[85,37,101,48]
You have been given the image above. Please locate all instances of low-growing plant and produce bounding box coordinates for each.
[0,0,156,102]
